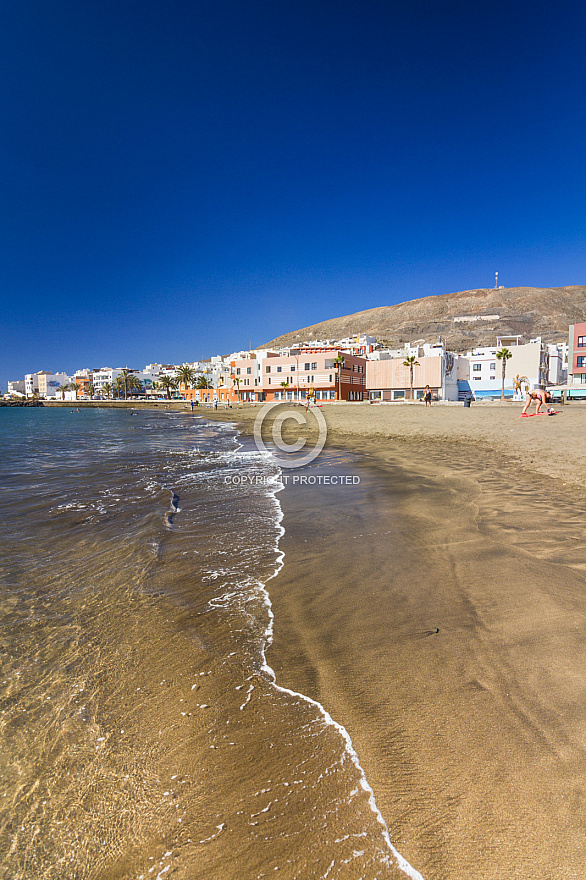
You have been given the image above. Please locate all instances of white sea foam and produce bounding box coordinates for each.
[242,437,425,880]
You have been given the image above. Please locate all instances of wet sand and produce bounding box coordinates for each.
[207,402,586,878]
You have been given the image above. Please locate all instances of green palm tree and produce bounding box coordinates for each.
[120,368,138,400]
[196,375,211,389]
[176,365,196,395]
[102,382,112,400]
[70,382,81,399]
[57,384,69,400]
[334,354,345,400]
[114,376,125,399]
[402,355,420,400]
[86,382,94,400]
[127,374,143,398]
[159,375,178,400]
[232,376,241,401]
[496,348,513,400]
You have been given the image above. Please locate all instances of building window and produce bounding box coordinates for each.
[490,363,496,371]
[311,362,317,370]
[236,368,241,375]
[473,364,481,372]
[268,378,271,384]
[577,356,586,368]
[473,376,481,381]
[291,365,295,371]
[329,375,332,382]
[266,366,271,373]
[277,366,282,373]
[577,336,586,347]
[247,367,251,374]
[304,363,310,370]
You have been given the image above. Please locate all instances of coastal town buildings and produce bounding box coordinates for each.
[366,341,461,401]
[8,321,584,404]
[72,370,94,398]
[7,380,25,397]
[228,347,367,403]
[92,368,125,396]
[459,337,549,399]
[25,371,70,399]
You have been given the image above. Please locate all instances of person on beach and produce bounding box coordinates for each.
[424,385,432,407]
[522,388,551,415]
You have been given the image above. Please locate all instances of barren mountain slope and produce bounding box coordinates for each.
[261,286,586,351]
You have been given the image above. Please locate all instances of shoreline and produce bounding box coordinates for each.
[41,397,586,490]
[31,400,586,875]
[265,430,586,878]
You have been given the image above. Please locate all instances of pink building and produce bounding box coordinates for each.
[366,357,443,401]
[568,322,586,383]
[230,349,367,402]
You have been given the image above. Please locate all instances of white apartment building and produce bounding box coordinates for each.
[461,337,548,399]
[92,368,124,395]
[25,371,70,398]
[7,380,26,397]
[547,342,568,385]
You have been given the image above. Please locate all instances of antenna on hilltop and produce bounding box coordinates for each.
[495,271,499,289]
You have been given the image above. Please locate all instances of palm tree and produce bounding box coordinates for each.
[102,382,112,400]
[118,368,136,400]
[159,375,178,400]
[57,384,69,400]
[280,380,289,398]
[496,348,513,400]
[196,375,211,389]
[86,382,95,400]
[114,375,126,399]
[176,365,196,396]
[232,376,241,402]
[70,382,81,400]
[127,374,143,398]
[402,355,420,400]
[334,354,345,400]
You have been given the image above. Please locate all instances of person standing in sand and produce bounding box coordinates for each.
[423,385,432,407]
[522,388,550,415]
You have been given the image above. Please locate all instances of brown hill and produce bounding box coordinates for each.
[262,286,586,351]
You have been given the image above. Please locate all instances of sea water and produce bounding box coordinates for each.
[0,406,421,880]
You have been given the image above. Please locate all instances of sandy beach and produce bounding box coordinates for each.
[202,400,586,878]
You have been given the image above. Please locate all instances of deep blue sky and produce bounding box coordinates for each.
[2,0,585,388]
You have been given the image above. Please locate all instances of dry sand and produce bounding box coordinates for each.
[203,401,586,878]
[203,398,586,491]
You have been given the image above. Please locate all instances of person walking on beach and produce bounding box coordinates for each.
[424,385,432,407]
[522,387,551,415]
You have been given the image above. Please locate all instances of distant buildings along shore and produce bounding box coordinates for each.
[6,323,586,403]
